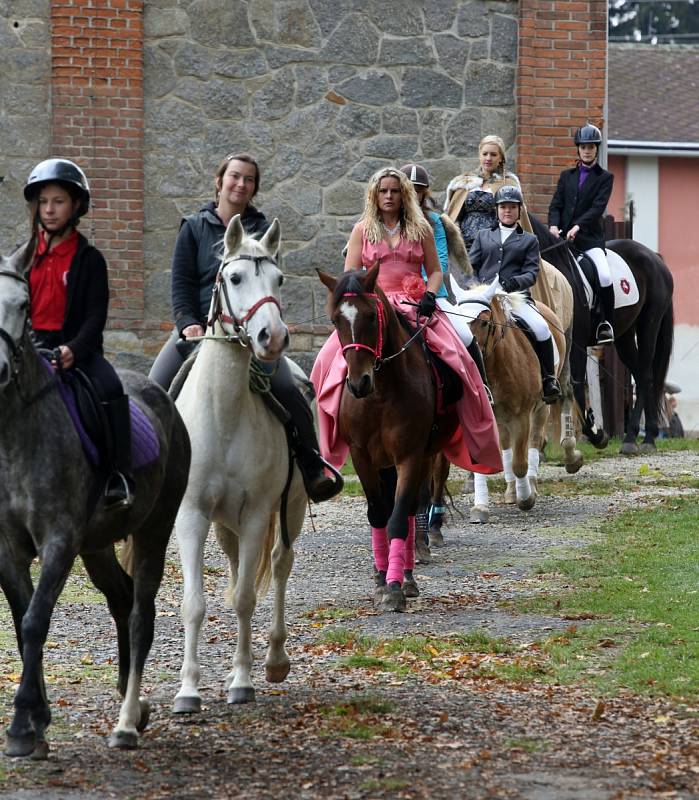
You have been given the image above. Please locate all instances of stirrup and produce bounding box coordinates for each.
[595,321,614,345]
[542,377,562,405]
[483,385,495,408]
[104,472,134,511]
[301,455,344,503]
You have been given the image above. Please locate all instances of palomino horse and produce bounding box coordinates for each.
[317,265,460,612]
[530,215,674,455]
[453,280,566,522]
[0,247,191,756]
[173,215,308,712]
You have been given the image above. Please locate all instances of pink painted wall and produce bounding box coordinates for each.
[607,155,627,221]
[659,159,699,326]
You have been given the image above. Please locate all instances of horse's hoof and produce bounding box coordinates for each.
[428,529,444,548]
[415,540,432,564]
[469,505,489,524]
[380,583,406,613]
[136,699,151,732]
[639,442,656,454]
[4,731,36,758]
[592,432,609,450]
[504,482,516,504]
[173,695,201,715]
[565,454,584,474]
[402,577,419,598]
[108,729,138,749]
[620,441,639,456]
[517,494,536,512]
[30,739,49,761]
[227,686,255,705]
[266,662,290,683]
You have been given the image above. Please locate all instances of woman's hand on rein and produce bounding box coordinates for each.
[182,324,205,339]
[417,290,437,319]
[56,346,74,370]
[566,225,580,241]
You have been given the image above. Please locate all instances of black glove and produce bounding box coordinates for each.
[417,290,437,318]
[500,277,518,293]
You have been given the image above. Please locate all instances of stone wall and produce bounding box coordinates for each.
[0,0,50,254]
[142,0,518,372]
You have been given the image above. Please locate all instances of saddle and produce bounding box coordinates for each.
[397,314,463,414]
[568,249,606,327]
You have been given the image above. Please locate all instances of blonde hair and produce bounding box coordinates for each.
[479,134,507,169]
[360,167,432,244]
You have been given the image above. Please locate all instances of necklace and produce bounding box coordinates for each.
[383,221,401,237]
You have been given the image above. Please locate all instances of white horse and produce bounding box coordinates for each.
[173,215,307,712]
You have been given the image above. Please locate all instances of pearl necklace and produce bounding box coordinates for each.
[383,221,401,237]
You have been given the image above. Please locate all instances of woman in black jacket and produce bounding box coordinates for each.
[24,158,133,510]
[548,124,615,344]
[149,153,341,503]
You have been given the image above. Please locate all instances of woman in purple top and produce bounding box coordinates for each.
[548,124,615,344]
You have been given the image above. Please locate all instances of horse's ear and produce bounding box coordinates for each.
[316,268,337,293]
[260,218,281,257]
[364,261,380,291]
[8,241,34,277]
[224,214,245,255]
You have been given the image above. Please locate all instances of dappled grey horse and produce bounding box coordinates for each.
[0,245,191,756]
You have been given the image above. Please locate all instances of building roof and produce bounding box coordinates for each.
[608,44,699,145]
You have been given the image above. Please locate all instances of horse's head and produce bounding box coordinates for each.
[0,245,32,389]
[209,215,289,362]
[450,277,512,352]
[318,263,383,398]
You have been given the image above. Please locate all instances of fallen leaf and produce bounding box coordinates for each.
[591,700,605,721]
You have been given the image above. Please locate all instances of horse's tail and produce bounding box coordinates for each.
[254,512,276,598]
[652,301,675,420]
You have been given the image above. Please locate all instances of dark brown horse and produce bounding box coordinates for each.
[318,265,459,612]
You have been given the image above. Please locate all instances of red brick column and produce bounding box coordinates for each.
[50,0,144,329]
[517,0,608,217]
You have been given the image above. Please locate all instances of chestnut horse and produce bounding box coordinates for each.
[317,265,459,612]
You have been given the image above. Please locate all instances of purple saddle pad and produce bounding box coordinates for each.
[45,359,160,469]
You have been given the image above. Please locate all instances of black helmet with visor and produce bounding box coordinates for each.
[24,158,91,218]
[573,124,602,146]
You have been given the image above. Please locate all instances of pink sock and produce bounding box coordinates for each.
[371,526,389,572]
[405,516,416,571]
[386,537,406,585]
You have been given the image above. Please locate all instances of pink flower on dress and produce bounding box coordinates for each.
[401,274,426,301]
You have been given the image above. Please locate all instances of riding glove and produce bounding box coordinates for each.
[500,277,518,293]
[417,290,437,318]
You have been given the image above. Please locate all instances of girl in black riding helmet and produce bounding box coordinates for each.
[548,123,615,345]
[23,158,134,511]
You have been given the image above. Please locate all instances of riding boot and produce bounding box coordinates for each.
[466,339,494,407]
[270,359,344,503]
[596,285,615,344]
[102,395,134,511]
[532,337,562,405]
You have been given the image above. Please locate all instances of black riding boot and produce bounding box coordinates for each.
[270,359,344,503]
[466,339,494,406]
[596,285,615,344]
[532,338,562,405]
[103,395,134,511]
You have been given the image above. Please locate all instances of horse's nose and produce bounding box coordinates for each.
[257,326,270,348]
[346,372,373,398]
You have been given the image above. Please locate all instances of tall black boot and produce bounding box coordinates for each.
[466,339,494,406]
[596,285,615,344]
[532,337,562,405]
[270,359,344,503]
[103,395,134,511]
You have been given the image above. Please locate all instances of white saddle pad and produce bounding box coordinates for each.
[576,248,639,310]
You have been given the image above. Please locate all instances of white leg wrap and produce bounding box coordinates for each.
[502,448,514,483]
[473,472,490,508]
[516,475,531,501]
[527,447,540,479]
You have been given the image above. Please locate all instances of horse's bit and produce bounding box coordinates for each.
[207,254,281,345]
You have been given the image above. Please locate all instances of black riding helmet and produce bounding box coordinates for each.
[494,185,523,205]
[573,123,602,146]
[24,158,91,218]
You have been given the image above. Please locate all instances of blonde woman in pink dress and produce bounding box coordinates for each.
[311,167,501,477]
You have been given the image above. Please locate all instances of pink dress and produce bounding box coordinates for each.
[311,235,502,474]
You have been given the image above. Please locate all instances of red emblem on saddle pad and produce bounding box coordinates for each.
[620,278,630,295]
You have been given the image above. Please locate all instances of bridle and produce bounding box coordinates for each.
[457,296,506,358]
[206,254,282,346]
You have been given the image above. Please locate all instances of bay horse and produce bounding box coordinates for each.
[0,246,191,756]
[317,264,460,613]
[173,215,309,712]
[454,280,566,522]
[529,214,674,454]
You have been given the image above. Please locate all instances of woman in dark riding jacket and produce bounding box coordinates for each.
[24,158,133,510]
[548,123,615,344]
[149,152,341,503]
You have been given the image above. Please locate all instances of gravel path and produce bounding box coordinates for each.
[1,449,698,799]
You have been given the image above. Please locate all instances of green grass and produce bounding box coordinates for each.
[318,694,395,740]
[544,434,699,466]
[518,495,699,699]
